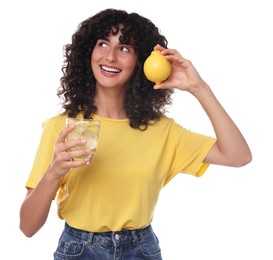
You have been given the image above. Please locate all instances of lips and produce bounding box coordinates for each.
[100,65,122,74]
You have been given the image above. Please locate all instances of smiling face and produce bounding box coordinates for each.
[91,29,138,91]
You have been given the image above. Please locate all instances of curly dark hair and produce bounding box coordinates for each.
[57,8,174,130]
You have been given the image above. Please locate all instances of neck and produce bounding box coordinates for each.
[94,87,127,119]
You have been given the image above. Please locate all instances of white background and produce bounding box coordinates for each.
[0,0,272,259]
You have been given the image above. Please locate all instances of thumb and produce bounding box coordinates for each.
[153,83,165,90]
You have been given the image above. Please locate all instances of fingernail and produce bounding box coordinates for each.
[86,158,91,164]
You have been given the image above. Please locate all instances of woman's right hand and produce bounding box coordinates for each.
[46,123,91,180]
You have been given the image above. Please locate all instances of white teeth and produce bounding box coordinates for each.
[101,66,121,73]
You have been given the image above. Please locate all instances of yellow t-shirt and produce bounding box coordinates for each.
[26,114,216,232]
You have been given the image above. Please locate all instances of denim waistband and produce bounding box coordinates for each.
[64,223,153,246]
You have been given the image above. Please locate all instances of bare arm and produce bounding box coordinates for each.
[20,124,91,237]
[190,83,251,166]
[19,175,61,237]
[154,45,252,167]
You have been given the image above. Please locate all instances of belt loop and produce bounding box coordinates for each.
[87,231,94,245]
[131,230,138,243]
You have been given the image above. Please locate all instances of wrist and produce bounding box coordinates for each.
[45,167,63,185]
[189,82,210,98]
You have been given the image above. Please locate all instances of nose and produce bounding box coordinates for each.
[106,48,117,62]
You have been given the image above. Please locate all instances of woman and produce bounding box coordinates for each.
[19,8,252,259]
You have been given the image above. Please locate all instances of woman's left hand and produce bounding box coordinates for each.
[153,44,207,93]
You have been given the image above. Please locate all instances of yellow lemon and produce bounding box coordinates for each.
[143,50,171,84]
[68,121,98,150]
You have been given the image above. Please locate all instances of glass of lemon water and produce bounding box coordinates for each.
[66,118,101,164]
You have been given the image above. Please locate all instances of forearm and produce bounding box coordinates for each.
[19,169,61,237]
[191,83,252,166]
[156,46,251,166]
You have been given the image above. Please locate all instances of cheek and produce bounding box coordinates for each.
[90,53,98,71]
[125,56,137,71]
[127,60,137,75]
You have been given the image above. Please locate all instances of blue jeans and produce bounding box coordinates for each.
[54,223,163,259]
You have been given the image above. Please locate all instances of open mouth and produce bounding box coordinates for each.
[100,65,122,74]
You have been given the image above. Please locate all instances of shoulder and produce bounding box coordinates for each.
[41,114,66,133]
[156,115,185,129]
[147,116,188,138]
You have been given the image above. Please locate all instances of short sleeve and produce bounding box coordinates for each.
[25,118,60,188]
[164,120,216,185]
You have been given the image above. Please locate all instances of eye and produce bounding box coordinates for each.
[97,41,108,48]
[120,46,130,52]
